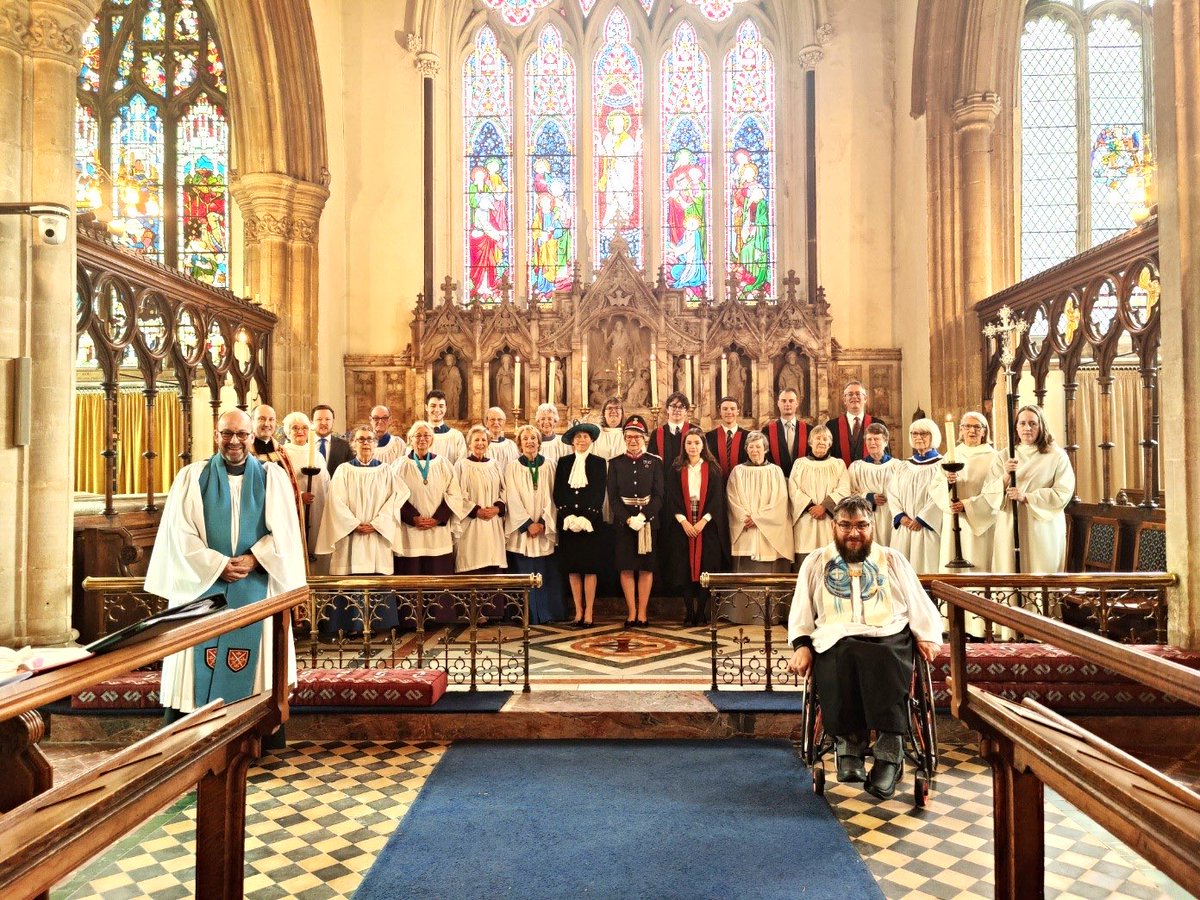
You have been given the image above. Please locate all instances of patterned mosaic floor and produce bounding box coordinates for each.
[49,732,1190,900]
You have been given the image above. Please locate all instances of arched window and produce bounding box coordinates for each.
[76,0,230,288]
[457,1,784,305]
[1019,0,1153,279]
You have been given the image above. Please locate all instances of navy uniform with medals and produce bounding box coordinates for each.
[607,415,665,573]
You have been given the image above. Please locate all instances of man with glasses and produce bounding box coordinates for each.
[145,408,305,733]
[825,380,884,467]
[369,405,406,465]
[648,391,694,464]
[786,496,942,800]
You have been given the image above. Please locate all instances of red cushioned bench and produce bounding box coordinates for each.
[69,667,448,711]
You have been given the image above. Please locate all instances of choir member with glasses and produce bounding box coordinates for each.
[846,422,902,548]
[887,419,944,573]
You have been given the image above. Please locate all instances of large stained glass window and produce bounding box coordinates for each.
[593,8,644,266]
[724,20,775,300]
[482,0,554,28]
[526,25,576,303]
[463,26,514,301]
[1019,0,1152,279]
[661,22,711,300]
[75,0,230,287]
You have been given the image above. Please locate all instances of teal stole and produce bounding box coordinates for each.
[193,454,270,707]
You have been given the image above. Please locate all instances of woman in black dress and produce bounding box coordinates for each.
[553,422,607,627]
[665,430,728,626]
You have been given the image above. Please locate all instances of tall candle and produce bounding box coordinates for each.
[307,432,315,468]
[721,353,728,397]
[944,413,956,463]
[548,356,558,404]
[513,355,522,411]
[649,349,658,408]
[685,355,693,403]
[581,350,589,408]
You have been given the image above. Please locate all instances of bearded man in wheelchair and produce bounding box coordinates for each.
[786,496,943,800]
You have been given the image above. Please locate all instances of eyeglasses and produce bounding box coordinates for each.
[960,423,985,430]
[667,403,687,410]
[834,521,872,533]
[353,436,376,444]
[218,430,252,442]
[370,415,390,422]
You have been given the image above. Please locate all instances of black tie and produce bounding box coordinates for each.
[851,416,861,444]
[725,430,734,458]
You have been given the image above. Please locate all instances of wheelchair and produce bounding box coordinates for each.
[800,653,939,806]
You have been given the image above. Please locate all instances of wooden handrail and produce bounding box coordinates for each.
[0,586,310,722]
[700,571,1176,590]
[931,581,1200,709]
[83,574,543,592]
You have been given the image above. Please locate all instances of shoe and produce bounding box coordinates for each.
[583,620,594,628]
[571,618,584,628]
[624,620,636,629]
[865,760,903,800]
[636,619,649,628]
[836,755,867,783]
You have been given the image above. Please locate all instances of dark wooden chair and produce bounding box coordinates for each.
[1082,516,1121,572]
[1132,521,1167,572]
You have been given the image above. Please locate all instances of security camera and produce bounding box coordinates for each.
[30,204,70,246]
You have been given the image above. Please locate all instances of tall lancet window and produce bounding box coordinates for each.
[593,8,644,266]
[525,25,577,303]
[1019,0,1153,279]
[75,0,231,287]
[661,22,711,300]
[463,25,515,301]
[723,20,775,301]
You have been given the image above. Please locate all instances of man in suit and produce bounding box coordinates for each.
[648,391,694,464]
[705,395,750,474]
[311,404,353,476]
[763,387,808,477]
[826,379,884,467]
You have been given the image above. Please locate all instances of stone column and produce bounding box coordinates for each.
[1155,0,1200,649]
[232,171,330,415]
[941,92,1002,419]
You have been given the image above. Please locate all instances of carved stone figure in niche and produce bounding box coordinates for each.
[625,367,650,408]
[603,315,644,372]
[550,359,564,406]
[493,353,515,413]
[777,350,805,397]
[674,356,690,398]
[353,372,375,424]
[436,351,464,418]
[589,373,610,409]
[385,370,407,421]
[728,351,748,410]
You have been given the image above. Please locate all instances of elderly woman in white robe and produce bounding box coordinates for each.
[534,402,565,471]
[847,422,903,547]
[725,431,793,624]
[888,418,944,574]
[281,411,332,576]
[992,404,1076,573]
[505,423,561,624]
[934,411,1004,573]
[316,425,410,634]
[788,424,850,562]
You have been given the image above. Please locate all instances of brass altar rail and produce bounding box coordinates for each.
[698,572,1176,691]
[930,581,1200,898]
[83,574,542,693]
[0,586,307,899]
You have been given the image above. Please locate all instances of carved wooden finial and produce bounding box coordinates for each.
[783,269,801,304]
[496,272,514,306]
[440,275,458,306]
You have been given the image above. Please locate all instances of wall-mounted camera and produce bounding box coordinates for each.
[0,201,71,246]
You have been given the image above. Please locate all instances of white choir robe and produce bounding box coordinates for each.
[538,434,566,471]
[394,454,467,558]
[455,456,509,571]
[430,427,466,466]
[888,457,944,574]
[282,442,331,572]
[503,458,558,558]
[374,434,407,466]
[991,444,1075,573]
[932,443,1005,573]
[788,455,850,555]
[726,463,794,563]
[145,460,304,713]
[316,462,408,574]
[847,457,902,547]
[485,437,519,473]
[596,427,626,523]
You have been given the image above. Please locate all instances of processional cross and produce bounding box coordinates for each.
[983,305,1029,571]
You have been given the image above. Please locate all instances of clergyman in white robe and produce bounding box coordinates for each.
[145,459,304,714]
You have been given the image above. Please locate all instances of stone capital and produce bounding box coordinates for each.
[415,50,440,79]
[231,170,330,245]
[798,44,823,70]
[0,1,30,54]
[26,0,92,62]
[952,92,1002,135]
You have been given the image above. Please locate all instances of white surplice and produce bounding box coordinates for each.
[281,441,330,565]
[726,462,794,563]
[504,457,558,558]
[455,456,509,570]
[992,444,1075,573]
[788,455,850,555]
[374,434,408,466]
[145,459,305,713]
[932,443,1005,573]
[316,462,409,574]
[394,454,467,558]
[484,437,519,473]
[888,457,944,574]
[847,457,903,546]
[430,426,466,465]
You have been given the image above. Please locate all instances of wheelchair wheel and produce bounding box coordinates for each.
[914,771,928,808]
[812,764,825,795]
[801,676,818,765]
[915,659,938,778]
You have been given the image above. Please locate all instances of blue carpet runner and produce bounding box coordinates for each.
[705,689,806,713]
[356,739,883,899]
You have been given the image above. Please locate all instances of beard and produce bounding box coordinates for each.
[834,533,872,564]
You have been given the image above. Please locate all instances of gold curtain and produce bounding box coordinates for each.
[1075,367,1145,503]
[75,388,184,496]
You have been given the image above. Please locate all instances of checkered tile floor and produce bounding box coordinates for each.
[50,733,1188,899]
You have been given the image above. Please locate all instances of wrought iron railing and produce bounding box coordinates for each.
[81,574,541,692]
[699,572,1175,691]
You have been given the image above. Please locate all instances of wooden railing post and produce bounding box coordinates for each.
[195,734,258,900]
[981,736,1045,900]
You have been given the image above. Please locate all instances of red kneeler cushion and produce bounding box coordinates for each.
[70,667,448,710]
[930,643,1200,685]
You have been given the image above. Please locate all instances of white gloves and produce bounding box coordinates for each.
[578,518,594,533]
[564,515,596,533]
[627,513,646,531]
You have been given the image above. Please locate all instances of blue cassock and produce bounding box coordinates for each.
[192,454,271,706]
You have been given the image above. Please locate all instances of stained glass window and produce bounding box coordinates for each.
[463,26,514,301]
[661,22,711,300]
[685,0,749,21]
[75,0,230,286]
[593,8,643,266]
[526,25,576,303]
[1019,0,1152,278]
[481,0,554,27]
[724,20,775,300]
[578,0,597,15]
